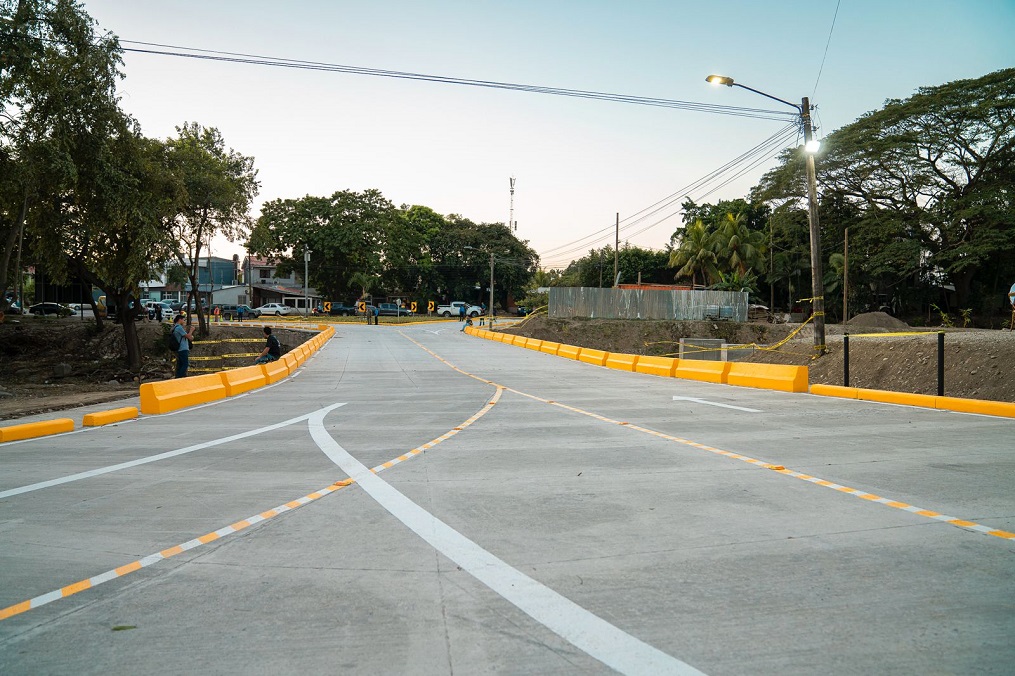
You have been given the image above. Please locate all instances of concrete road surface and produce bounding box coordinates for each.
[1,323,1013,675]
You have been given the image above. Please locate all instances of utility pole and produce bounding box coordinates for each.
[488,252,495,323]
[843,227,849,323]
[613,212,619,288]
[508,177,516,232]
[303,245,310,317]
[801,97,826,355]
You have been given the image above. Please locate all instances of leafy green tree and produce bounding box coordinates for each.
[668,220,717,287]
[0,0,123,313]
[755,68,1015,313]
[250,189,395,302]
[165,123,258,336]
[713,212,767,276]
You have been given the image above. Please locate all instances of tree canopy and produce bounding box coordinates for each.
[754,67,1015,316]
[249,191,539,309]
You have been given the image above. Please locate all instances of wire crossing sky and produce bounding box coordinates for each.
[76,1,1015,268]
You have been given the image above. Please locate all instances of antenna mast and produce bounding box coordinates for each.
[508,176,516,232]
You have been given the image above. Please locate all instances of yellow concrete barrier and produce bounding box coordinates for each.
[261,359,289,384]
[219,365,267,397]
[496,333,514,343]
[635,355,679,378]
[510,335,528,347]
[605,352,639,372]
[935,396,1015,418]
[727,362,809,393]
[525,338,544,351]
[857,389,938,408]
[283,353,299,373]
[809,383,859,399]
[557,344,583,360]
[0,418,74,442]
[539,341,562,356]
[673,360,731,384]
[139,373,228,415]
[577,348,610,366]
[82,407,138,427]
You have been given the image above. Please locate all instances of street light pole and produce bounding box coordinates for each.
[800,96,826,355]
[489,252,495,324]
[706,75,826,355]
[304,245,311,317]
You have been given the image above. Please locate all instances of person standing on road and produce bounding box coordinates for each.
[173,314,195,379]
[254,326,282,364]
[458,304,465,322]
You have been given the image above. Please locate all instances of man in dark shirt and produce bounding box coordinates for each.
[254,326,282,364]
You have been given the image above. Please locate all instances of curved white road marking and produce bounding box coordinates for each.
[307,409,705,676]
[0,404,346,500]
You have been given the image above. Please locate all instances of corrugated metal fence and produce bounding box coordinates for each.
[549,287,748,321]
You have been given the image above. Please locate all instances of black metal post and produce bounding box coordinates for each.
[843,333,850,387]
[937,332,945,396]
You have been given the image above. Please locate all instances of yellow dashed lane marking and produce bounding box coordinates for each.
[404,332,1015,545]
[0,387,505,622]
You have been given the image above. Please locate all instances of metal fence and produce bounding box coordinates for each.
[549,287,749,321]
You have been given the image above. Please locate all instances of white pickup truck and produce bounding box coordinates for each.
[436,301,483,318]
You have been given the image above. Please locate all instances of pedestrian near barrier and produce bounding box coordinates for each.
[254,326,282,364]
[171,314,195,378]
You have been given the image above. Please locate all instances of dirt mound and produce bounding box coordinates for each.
[845,311,909,330]
[500,316,1015,403]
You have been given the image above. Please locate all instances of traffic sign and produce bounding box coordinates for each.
[323,301,331,313]
[358,302,366,313]
[428,301,435,312]
[411,301,418,313]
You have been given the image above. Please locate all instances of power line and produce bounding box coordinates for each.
[117,40,799,122]
[537,123,798,266]
[812,0,841,97]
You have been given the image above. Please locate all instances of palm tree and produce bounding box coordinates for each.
[714,212,766,276]
[668,219,717,287]
[348,272,377,301]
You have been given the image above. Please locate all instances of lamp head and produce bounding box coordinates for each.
[805,139,821,154]
[706,74,734,86]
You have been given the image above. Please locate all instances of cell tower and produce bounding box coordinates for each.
[508,176,516,231]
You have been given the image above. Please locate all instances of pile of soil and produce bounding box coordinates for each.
[0,318,303,419]
[500,312,1015,403]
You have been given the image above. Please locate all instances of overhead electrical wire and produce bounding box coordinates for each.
[538,122,797,258]
[537,123,799,267]
[117,40,799,122]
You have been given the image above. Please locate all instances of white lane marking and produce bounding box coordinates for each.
[0,403,346,499]
[672,396,761,413]
[307,411,704,676]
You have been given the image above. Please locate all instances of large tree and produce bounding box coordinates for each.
[165,122,258,335]
[755,68,1015,312]
[250,189,396,302]
[0,0,123,314]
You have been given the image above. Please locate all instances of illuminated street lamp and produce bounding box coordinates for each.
[706,74,826,356]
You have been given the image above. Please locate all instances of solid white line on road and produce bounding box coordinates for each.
[307,410,706,676]
[0,403,346,500]
[672,396,761,412]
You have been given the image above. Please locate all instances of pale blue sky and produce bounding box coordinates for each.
[83,0,1015,268]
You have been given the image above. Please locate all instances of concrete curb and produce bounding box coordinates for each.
[810,383,1015,418]
[0,418,75,442]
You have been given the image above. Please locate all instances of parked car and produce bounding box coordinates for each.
[326,302,358,316]
[5,301,23,315]
[254,302,294,316]
[217,304,261,319]
[29,302,73,317]
[377,302,412,317]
